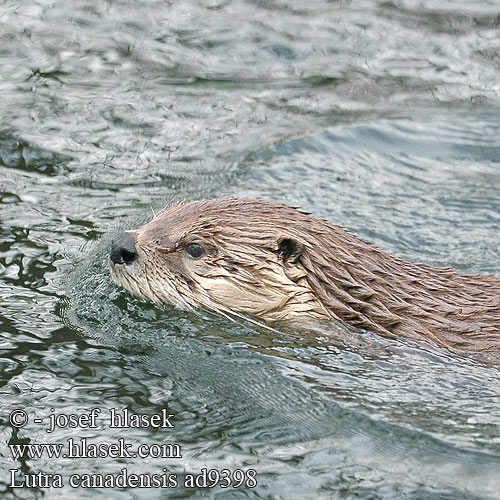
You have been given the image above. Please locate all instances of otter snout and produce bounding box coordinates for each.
[110,232,137,265]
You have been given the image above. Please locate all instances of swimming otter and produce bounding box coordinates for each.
[109,197,500,353]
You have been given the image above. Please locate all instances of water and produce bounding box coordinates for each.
[1,1,500,498]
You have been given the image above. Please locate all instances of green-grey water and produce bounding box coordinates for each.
[1,1,500,498]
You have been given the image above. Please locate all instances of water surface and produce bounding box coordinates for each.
[1,1,500,498]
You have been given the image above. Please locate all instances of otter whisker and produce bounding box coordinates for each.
[157,246,176,254]
[211,304,284,335]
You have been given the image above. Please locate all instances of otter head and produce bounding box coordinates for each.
[109,198,328,321]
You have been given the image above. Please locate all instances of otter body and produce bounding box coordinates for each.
[110,198,500,353]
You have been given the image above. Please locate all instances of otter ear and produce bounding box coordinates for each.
[276,236,304,265]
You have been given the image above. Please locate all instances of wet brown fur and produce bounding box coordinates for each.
[110,197,500,353]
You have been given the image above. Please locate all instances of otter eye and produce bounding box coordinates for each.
[185,243,205,259]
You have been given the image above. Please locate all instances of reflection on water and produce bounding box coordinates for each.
[1,0,500,498]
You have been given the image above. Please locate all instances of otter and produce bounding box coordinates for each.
[109,197,500,353]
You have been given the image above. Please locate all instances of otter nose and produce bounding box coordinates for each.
[110,232,137,265]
